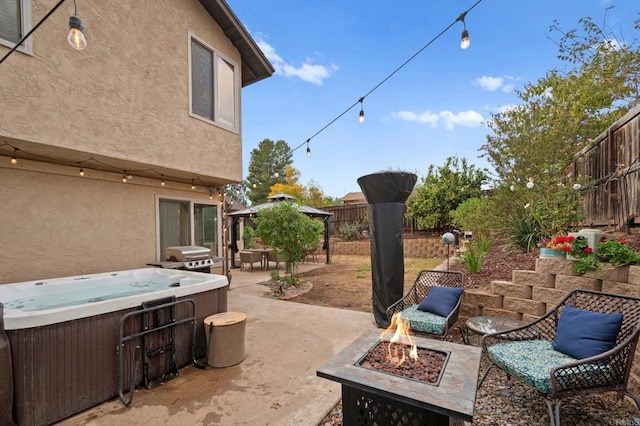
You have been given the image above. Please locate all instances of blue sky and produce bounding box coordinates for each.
[227,0,639,199]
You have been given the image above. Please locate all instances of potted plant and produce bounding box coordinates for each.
[540,235,574,258]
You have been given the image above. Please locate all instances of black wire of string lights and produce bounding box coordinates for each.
[292,0,483,157]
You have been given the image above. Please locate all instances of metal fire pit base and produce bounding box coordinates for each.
[317,329,481,426]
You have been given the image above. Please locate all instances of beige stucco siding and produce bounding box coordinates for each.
[0,161,219,284]
[0,0,242,182]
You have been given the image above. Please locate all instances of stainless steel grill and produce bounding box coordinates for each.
[148,246,217,273]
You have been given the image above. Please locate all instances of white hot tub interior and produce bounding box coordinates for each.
[0,268,228,329]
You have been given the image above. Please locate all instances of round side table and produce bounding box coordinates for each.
[464,316,529,345]
[204,312,247,367]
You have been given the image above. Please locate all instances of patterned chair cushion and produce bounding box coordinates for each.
[400,305,446,335]
[487,340,618,394]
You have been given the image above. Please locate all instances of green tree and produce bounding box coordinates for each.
[253,202,323,279]
[406,156,487,231]
[225,183,248,206]
[246,139,293,205]
[481,12,638,244]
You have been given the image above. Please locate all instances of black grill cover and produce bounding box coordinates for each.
[357,171,417,327]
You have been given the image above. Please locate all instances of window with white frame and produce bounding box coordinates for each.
[0,0,32,54]
[189,33,239,132]
[157,197,219,261]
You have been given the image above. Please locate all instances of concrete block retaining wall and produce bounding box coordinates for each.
[331,237,449,258]
[460,258,640,395]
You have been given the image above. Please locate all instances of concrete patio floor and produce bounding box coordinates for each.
[61,262,377,425]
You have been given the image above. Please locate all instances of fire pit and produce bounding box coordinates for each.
[317,328,481,425]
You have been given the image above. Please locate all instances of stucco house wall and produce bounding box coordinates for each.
[0,0,273,283]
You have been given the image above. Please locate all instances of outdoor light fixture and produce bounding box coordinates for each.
[306,140,311,157]
[161,176,165,186]
[10,149,18,164]
[458,11,470,49]
[274,171,280,178]
[67,0,87,51]
[358,97,365,123]
[79,167,84,176]
[122,174,127,183]
[191,180,196,190]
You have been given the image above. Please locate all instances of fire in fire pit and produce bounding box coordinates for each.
[357,313,449,385]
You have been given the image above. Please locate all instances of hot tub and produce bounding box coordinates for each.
[0,268,228,426]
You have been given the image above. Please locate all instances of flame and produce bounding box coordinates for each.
[380,312,418,367]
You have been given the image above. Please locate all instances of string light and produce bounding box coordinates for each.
[1,143,216,191]
[274,171,280,178]
[458,11,470,49]
[306,140,311,157]
[67,0,87,51]
[290,0,482,156]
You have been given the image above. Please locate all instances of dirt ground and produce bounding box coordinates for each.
[288,232,640,313]
[291,255,442,312]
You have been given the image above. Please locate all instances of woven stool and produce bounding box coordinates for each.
[204,312,247,367]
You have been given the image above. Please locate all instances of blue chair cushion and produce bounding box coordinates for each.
[487,340,618,394]
[552,306,623,359]
[417,286,463,317]
[400,305,446,335]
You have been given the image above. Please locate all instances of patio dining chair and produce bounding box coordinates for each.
[239,250,263,271]
[481,289,640,426]
[386,270,465,339]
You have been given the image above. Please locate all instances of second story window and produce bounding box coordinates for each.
[189,33,238,133]
[0,0,32,54]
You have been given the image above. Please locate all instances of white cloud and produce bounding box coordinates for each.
[392,110,439,125]
[475,76,504,91]
[256,39,334,85]
[392,109,483,130]
[440,110,484,130]
[475,75,518,93]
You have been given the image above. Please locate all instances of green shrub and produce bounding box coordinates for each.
[461,239,491,274]
[337,222,363,241]
[503,211,542,253]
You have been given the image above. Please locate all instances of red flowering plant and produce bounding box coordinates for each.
[546,235,575,252]
[567,236,640,275]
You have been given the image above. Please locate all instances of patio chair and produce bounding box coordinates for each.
[302,244,319,263]
[481,289,640,426]
[386,270,465,339]
[266,249,280,270]
[239,250,262,271]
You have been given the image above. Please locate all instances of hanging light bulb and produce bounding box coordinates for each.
[191,180,196,190]
[122,174,127,183]
[10,149,18,165]
[209,192,213,200]
[460,28,470,49]
[67,0,86,51]
[79,167,85,177]
[457,11,470,50]
[274,171,279,178]
[306,140,311,157]
[160,175,165,186]
[358,97,365,123]
[252,183,257,188]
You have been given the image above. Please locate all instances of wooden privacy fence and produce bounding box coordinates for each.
[323,203,417,235]
[574,105,640,230]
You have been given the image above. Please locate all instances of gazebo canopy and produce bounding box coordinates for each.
[228,193,332,219]
[227,193,333,264]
